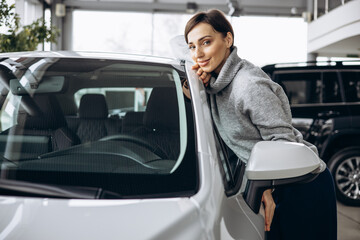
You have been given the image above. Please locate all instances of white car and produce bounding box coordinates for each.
[0,51,325,240]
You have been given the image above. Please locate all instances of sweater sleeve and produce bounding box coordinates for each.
[237,74,300,143]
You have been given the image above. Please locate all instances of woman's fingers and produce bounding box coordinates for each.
[198,71,210,87]
[262,189,276,232]
[197,68,210,86]
[192,63,210,87]
[191,63,200,70]
[203,73,211,87]
[199,71,207,79]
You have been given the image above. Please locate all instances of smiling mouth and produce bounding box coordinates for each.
[198,59,210,67]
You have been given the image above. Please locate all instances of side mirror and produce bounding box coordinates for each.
[243,141,326,213]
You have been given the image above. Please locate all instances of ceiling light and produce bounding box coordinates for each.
[186,2,197,14]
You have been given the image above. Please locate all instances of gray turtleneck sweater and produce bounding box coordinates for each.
[206,47,318,163]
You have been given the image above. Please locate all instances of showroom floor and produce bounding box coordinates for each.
[337,202,360,240]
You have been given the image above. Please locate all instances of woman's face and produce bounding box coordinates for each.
[187,22,232,74]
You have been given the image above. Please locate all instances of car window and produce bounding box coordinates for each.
[74,87,152,117]
[322,72,342,103]
[276,72,321,104]
[213,127,245,196]
[0,57,198,199]
[341,71,360,102]
[276,71,341,105]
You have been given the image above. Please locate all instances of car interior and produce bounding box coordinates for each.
[0,57,198,199]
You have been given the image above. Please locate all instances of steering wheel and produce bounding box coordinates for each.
[100,134,168,159]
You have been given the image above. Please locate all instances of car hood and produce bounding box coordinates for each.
[0,196,204,240]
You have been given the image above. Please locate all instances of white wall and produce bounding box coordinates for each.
[15,0,43,26]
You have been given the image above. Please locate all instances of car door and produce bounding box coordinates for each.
[273,70,349,135]
[339,70,360,116]
[184,62,265,240]
[185,61,326,240]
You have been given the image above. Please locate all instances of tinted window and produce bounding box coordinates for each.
[322,72,342,103]
[341,71,360,102]
[276,72,341,105]
[0,57,197,199]
[277,72,321,104]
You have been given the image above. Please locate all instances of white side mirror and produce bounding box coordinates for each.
[243,141,326,214]
[246,141,325,180]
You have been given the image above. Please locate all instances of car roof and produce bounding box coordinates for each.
[262,60,360,73]
[0,50,181,66]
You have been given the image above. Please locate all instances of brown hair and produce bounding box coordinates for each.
[184,9,234,49]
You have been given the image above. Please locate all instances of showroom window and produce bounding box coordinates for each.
[72,11,189,56]
[72,11,307,66]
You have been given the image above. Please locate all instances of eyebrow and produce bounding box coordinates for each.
[188,35,212,45]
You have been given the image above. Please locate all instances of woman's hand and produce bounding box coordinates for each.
[192,63,211,87]
[262,189,276,231]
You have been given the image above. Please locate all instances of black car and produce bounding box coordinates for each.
[262,61,360,206]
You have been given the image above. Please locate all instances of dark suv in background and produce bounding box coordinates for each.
[262,61,360,206]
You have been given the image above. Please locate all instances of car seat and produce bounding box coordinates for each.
[131,87,180,160]
[8,94,80,157]
[76,94,121,143]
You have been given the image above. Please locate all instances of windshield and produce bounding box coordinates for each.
[0,56,197,199]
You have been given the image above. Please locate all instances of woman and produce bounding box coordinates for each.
[184,9,337,239]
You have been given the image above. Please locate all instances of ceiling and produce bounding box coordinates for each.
[48,0,359,58]
[60,0,311,17]
[315,35,360,58]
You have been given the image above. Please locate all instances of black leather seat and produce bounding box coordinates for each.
[121,111,145,133]
[76,94,121,143]
[11,94,80,154]
[131,87,180,160]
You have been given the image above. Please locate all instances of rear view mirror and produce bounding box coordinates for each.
[10,76,65,95]
[243,141,326,213]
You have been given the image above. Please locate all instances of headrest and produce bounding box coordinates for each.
[79,94,108,119]
[143,87,179,130]
[17,95,67,130]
